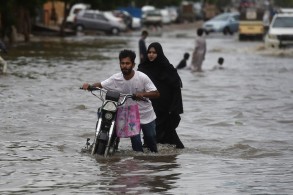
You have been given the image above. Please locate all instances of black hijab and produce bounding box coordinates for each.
[138,42,183,114]
[138,42,182,87]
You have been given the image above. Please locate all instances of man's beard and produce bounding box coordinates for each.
[121,68,132,76]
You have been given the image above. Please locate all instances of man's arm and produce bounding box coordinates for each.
[82,82,102,90]
[134,90,160,100]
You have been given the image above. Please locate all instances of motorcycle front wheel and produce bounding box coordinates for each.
[108,137,119,155]
[96,140,107,155]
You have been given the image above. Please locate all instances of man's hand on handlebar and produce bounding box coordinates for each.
[82,83,91,91]
[132,93,147,101]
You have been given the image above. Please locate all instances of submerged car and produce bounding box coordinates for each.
[74,10,127,35]
[265,13,293,48]
[202,12,240,35]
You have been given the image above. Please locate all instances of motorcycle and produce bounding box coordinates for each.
[81,86,135,157]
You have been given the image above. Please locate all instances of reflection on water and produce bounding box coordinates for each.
[1,33,293,194]
[94,154,180,194]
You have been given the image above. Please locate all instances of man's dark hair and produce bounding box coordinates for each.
[218,57,224,65]
[197,28,204,36]
[184,52,190,60]
[141,30,148,36]
[119,49,136,63]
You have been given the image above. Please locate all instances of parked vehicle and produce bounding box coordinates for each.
[81,86,135,157]
[112,10,133,29]
[131,17,142,29]
[238,7,265,41]
[202,12,240,35]
[165,6,179,23]
[160,9,172,24]
[66,3,90,29]
[113,10,141,30]
[74,10,127,35]
[141,9,162,27]
[265,13,293,48]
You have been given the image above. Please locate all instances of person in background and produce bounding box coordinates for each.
[263,9,271,36]
[0,39,8,74]
[139,30,148,63]
[191,28,206,72]
[176,52,190,70]
[82,49,159,153]
[138,42,185,149]
[212,57,224,70]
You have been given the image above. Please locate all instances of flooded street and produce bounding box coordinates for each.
[1,28,293,194]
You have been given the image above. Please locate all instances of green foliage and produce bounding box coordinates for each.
[0,0,47,17]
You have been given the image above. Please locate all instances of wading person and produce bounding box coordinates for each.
[138,30,148,63]
[82,49,159,153]
[191,28,206,72]
[176,52,190,70]
[138,42,185,149]
[212,57,224,70]
[0,39,7,74]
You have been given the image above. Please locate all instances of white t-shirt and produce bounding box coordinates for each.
[212,64,224,70]
[101,70,157,124]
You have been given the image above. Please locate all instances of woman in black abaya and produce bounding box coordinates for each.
[138,42,184,148]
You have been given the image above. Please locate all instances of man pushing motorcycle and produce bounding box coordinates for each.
[82,49,160,153]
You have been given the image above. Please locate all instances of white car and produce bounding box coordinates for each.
[131,17,141,29]
[141,9,163,27]
[160,9,172,24]
[265,13,293,48]
[66,3,90,28]
[74,10,127,35]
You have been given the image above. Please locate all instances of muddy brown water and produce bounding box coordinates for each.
[1,31,293,194]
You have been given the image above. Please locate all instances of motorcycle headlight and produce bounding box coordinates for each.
[103,101,117,111]
[105,112,113,120]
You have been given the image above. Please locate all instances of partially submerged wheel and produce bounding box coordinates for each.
[111,28,120,35]
[96,140,107,155]
[223,27,233,35]
[76,24,84,32]
[108,137,119,155]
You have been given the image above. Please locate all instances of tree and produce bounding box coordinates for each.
[0,0,46,43]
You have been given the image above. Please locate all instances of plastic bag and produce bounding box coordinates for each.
[116,102,141,138]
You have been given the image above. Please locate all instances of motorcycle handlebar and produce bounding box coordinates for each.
[80,85,148,103]
[119,94,133,106]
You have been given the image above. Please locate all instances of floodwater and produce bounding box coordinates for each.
[1,29,293,194]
